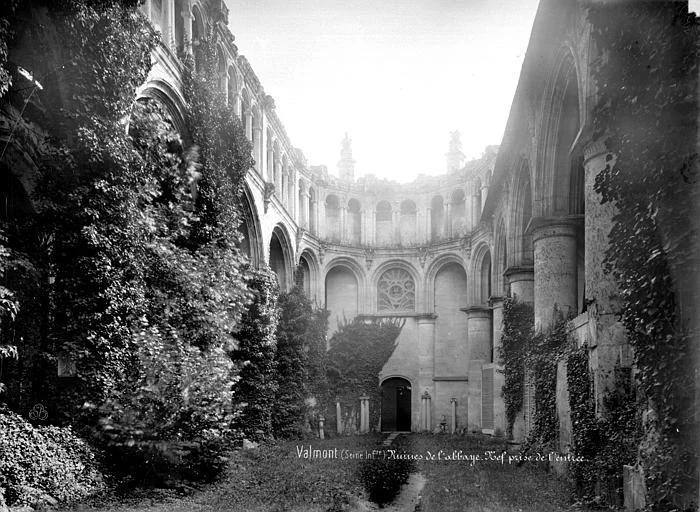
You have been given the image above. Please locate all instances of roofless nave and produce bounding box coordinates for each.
[121,3,698,480]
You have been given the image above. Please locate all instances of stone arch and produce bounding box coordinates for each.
[325,194,341,242]
[216,45,228,93]
[192,4,205,71]
[269,224,294,292]
[509,159,534,267]
[535,46,586,217]
[375,200,393,246]
[380,377,412,432]
[136,80,188,140]
[372,260,420,313]
[297,248,320,301]
[493,217,508,297]
[239,183,263,267]
[324,257,366,335]
[450,188,467,236]
[227,65,238,106]
[471,242,492,306]
[432,258,469,378]
[347,198,362,245]
[399,199,416,244]
[430,195,444,241]
[424,254,467,311]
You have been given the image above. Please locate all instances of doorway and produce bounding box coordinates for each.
[381,378,412,432]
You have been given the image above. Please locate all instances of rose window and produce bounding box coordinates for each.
[377,268,415,312]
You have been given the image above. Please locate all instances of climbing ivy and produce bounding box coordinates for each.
[326,317,404,431]
[498,297,533,438]
[523,311,569,453]
[589,4,698,508]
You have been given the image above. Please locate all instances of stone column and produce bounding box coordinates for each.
[531,217,579,330]
[301,191,309,229]
[472,194,481,227]
[163,0,175,50]
[359,396,370,434]
[463,306,492,363]
[369,209,376,245]
[340,206,347,243]
[181,5,193,55]
[480,181,489,214]
[445,202,452,238]
[360,210,368,245]
[450,398,457,434]
[418,314,436,431]
[245,110,253,141]
[425,207,431,243]
[490,297,504,364]
[504,266,534,304]
[267,145,274,184]
[467,360,483,431]
[253,126,262,174]
[336,401,342,434]
[318,416,325,439]
[421,392,432,432]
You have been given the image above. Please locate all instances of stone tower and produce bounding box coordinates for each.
[338,133,355,181]
[446,130,465,173]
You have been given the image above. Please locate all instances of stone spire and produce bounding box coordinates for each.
[338,133,355,181]
[446,130,465,173]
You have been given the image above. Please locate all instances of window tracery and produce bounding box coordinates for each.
[377,268,415,312]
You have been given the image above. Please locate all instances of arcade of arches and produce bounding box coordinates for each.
[4,0,679,446]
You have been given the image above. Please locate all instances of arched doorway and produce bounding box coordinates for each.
[381,377,412,432]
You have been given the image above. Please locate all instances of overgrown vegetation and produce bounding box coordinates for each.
[230,267,279,442]
[590,4,698,508]
[272,284,329,439]
[326,317,404,431]
[499,297,533,438]
[0,406,104,508]
[0,0,257,495]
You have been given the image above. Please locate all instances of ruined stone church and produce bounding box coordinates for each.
[127,0,697,449]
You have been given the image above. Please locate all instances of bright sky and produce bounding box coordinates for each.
[225,0,540,182]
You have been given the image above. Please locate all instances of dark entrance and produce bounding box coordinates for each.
[381,378,412,432]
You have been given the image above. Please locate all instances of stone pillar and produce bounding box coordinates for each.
[340,206,347,243]
[336,401,342,434]
[468,360,484,431]
[245,110,253,141]
[181,5,193,55]
[531,217,579,330]
[360,210,368,245]
[472,194,481,227]
[463,306,492,363]
[318,415,325,439]
[418,314,436,431]
[301,191,310,229]
[505,266,534,304]
[369,209,376,245]
[253,126,262,174]
[421,391,432,432]
[425,207,431,243]
[445,202,452,238]
[359,395,370,434]
[163,0,175,50]
[490,297,504,364]
[267,145,274,184]
[450,398,457,434]
[480,182,489,214]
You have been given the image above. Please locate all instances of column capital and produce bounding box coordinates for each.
[583,138,609,164]
[461,306,492,319]
[488,296,504,307]
[504,266,534,281]
[529,215,583,243]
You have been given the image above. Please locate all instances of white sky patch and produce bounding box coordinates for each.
[226,0,540,182]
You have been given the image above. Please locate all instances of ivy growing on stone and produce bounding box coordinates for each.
[498,297,533,438]
[589,4,698,508]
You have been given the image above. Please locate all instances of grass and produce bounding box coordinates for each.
[61,434,592,512]
[409,433,590,512]
[62,434,383,512]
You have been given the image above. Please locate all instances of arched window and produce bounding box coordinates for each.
[377,268,415,312]
[431,195,444,241]
[348,198,361,245]
[376,200,393,245]
[451,189,466,236]
[325,194,340,242]
[399,200,416,244]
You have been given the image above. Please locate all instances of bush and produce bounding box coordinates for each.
[357,436,415,505]
[0,406,104,507]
